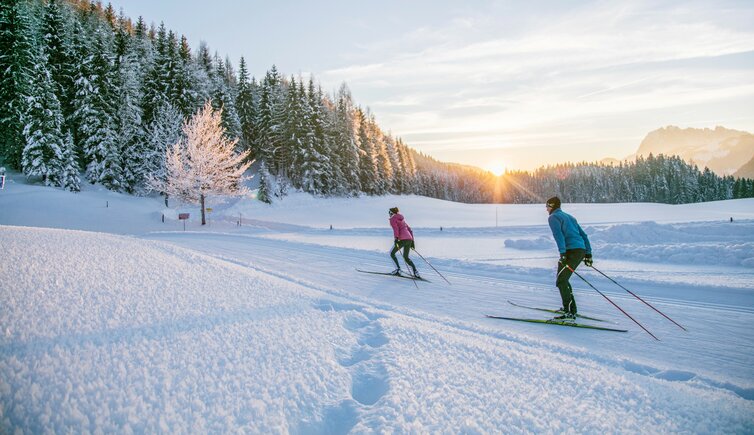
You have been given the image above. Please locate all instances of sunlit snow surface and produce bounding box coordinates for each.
[1,173,753,433]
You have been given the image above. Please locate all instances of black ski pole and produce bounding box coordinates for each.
[588,265,686,331]
[564,264,659,340]
[412,248,451,285]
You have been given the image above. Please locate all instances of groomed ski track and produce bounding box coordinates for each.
[144,230,754,398]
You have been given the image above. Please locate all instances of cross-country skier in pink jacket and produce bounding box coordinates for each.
[389,207,419,277]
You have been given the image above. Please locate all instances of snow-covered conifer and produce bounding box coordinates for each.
[256,160,273,204]
[22,53,66,187]
[73,25,121,189]
[115,42,146,193]
[211,54,241,141]
[144,101,183,189]
[236,57,256,156]
[356,108,379,195]
[61,131,81,192]
[0,0,37,169]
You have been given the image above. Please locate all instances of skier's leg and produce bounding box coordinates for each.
[557,249,584,314]
[390,243,402,270]
[402,242,417,273]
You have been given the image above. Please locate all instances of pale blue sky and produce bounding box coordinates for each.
[112,0,754,172]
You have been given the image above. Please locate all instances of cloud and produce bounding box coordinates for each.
[319,1,754,170]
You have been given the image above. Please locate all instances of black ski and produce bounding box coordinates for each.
[484,315,627,332]
[507,300,609,323]
[356,269,431,282]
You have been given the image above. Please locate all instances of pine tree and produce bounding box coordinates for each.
[41,0,76,131]
[280,76,305,185]
[356,108,379,194]
[173,35,198,116]
[236,56,255,156]
[73,24,121,189]
[254,66,282,168]
[211,54,241,141]
[61,131,81,191]
[303,79,332,194]
[22,53,66,187]
[115,39,146,193]
[144,101,183,190]
[330,83,361,195]
[256,160,273,204]
[0,0,37,169]
[141,22,169,127]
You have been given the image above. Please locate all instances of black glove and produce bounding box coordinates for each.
[559,254,567,264]
[394,238,400,246]
[584,253,593,267]
[410,240,415,249]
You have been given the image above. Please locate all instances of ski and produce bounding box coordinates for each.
[507,300,609,323]
[484,315,627,332]
[356,269,431,282]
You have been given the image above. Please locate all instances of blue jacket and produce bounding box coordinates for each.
[548,208,591,255]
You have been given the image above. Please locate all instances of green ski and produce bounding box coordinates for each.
[507,300,610,323]
[485,315,628,332]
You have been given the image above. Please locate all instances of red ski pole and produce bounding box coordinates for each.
[565,264,659,340]
[589,265,686,331]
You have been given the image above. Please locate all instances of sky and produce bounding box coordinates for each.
[110,0,754,172]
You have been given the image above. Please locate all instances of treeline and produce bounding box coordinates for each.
[0,0,427,200]
[490,154,754,204]
[2,0,752,205]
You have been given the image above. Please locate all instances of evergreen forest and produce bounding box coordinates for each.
[1,0,752,204]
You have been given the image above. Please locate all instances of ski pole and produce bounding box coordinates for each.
[403,258,419,289]
[564,264,659,340]
[412,248,451,285]
[588,265,686,331]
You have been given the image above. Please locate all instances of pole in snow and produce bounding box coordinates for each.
[589,265,686,331]
[566,264,659,340]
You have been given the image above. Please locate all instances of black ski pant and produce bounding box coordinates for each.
[556,248,585,315]
[390,239,416,272]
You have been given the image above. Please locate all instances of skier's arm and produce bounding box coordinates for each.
[390,218,400,238]
[578,225,592,254]
[548,215,566,253]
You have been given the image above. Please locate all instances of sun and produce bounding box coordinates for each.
[486,162,507,176]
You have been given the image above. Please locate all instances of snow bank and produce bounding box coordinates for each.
[591,221,754,267]
[503,220,754,267]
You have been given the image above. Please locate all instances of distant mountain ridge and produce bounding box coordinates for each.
[636,126,754,176]
[733,155,754,179]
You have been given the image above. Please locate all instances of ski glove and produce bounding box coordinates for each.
[394,238,400,246]
[410,240,415,249]
[584,254,593,267]
[559,254,567,264]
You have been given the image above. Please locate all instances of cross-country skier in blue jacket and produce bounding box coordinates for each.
[546,196,593,320]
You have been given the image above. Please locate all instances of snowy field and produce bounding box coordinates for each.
[1,171,754,433]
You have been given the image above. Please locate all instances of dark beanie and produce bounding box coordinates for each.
[546,196,561,209]
[389,207,399,215]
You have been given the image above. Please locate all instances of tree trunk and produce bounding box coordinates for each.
[200,193,206,225]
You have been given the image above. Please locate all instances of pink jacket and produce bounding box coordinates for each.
[390,213,414,240]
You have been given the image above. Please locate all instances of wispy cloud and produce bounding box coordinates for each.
[318,1,754,170]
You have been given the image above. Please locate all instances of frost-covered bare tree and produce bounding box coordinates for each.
[153,100,252,224]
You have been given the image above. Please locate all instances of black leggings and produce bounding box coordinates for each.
[556,249,585,314]
[390,240,416,271]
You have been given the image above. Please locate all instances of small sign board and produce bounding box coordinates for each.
[0,175,4,190]
[205,207,213,213]
[178,213,190,220]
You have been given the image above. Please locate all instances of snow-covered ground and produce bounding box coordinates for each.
[1,171,753,433]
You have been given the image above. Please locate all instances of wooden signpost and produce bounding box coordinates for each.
[179,213,189,231]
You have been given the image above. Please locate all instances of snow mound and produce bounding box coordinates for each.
[591,222,754,267]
